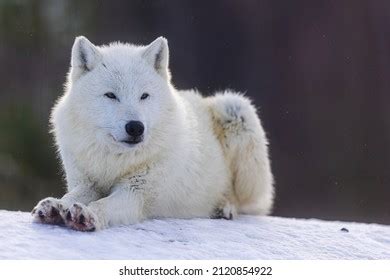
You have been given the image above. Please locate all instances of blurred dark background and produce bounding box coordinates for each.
[0,0,389,224]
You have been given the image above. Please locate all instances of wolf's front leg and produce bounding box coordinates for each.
[32,185,101,225]
[64,180,145,231]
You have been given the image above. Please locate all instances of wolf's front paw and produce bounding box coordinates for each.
[32,197,64,224]
[65,203,99,232]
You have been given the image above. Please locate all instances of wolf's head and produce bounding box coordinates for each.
[61,36,178,154]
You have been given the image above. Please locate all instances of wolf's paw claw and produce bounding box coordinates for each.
[32,197,64,225]
[211,201,237,220]
[65,203,98,232]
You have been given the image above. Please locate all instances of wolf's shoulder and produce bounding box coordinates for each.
[177,89,203,102]
[175,89,207,113]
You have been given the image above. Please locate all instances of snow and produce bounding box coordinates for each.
[0,210,389,259]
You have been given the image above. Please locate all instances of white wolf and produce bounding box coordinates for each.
[32,36,274,231]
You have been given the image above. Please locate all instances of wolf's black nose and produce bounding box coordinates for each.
[125,121,144,137]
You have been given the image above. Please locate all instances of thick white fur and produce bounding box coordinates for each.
[32,36,274,231]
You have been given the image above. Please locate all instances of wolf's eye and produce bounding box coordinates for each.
[140,93,150,100]
[104,92,118,100]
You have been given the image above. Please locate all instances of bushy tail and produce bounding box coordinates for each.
[207,91,274,215]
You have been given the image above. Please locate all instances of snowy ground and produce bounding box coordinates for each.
[0,210,389,259]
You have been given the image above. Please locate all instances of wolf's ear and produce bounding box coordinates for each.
[70,36,102,79]
[142,37,170,80]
